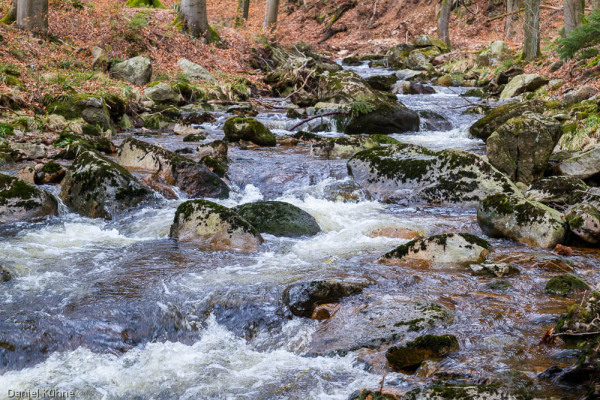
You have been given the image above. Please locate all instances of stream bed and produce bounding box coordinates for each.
[0,64,597,399]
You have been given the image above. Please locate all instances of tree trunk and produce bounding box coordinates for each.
[235,0,250,27]
[16,0,47,33]
[505,0,521,37]
[593,0,600,11]
[437,0,452,47]
[523,0,540,61]
[1,0,18,24]
[263,0,280,30]
[180,0,208,38]
[563,0,583,35]
[242,0,250,19]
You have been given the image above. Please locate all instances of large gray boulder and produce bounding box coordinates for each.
[0,173,58,223]
[525,176,588,206]
[117,137,229,199]
[380,233,492,266]
[500,74,549,99]
[223,117,276,147]
[233,201,320,237]
[477,193,567,248]
[565,203,600,244]
[486,112,562,184]
[476,40,511,66]
[177,58,215,82]
[469,100,546,141]
[46,95,113,133]
[347,144,519,206]
[60,149,153,219]
[110,56,152,85]
[144,83,183,105]
[558,146,600,179]
[282,280,369,317]
[169,200,263,251]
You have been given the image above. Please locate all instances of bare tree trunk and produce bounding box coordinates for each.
[180,0,208,38]
[563,0,583,35]
[593,0,600,11]
[505,0,522,37]
[437,0,452,47]
[235,0,250,27]
[523,0,540,61]
[16,0,47,33]
[1,0,18,24]
[243,0,250,19]
[263,0,280,30]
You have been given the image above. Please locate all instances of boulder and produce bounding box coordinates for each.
[406,51,433,71]
[223,117,276,146]
[0,173,58,223]
[476,41,511,66]
[395,69,424,81]
[386,44,414,69]
[413,35,450,52]
[282,280,368,318]
[47,95,113,133]
[565,203,600,244]
[110,56,152,85]
[397,81,435,95]
[546,273,590,296]
[54,130,117,154]
[477,193,566,248]
[9,142,48,160]
[469,100,546,140]
[311,135,399,159]
[558,146,600,179]
[470,261,520,277]
[365,74,397,92]
[169,200,263,251]
[60,149,152,219]
[144,83,183,105]
[385,334,459,371]
[486,112,562,184]
[177,58,215,82]
[233,201,320,237]
[419,110,452,131]
[564,85,596,105]
[525,176,588,206]
[348,144,520,206]
[380,233,491,266]
[117,137,229,198]
[500,74,549,100]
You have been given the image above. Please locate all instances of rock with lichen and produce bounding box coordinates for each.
[223,117,276,146]
[0,173,58,223]
[386,334,459,371]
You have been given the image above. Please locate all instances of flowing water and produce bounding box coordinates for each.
[0,63,598,399]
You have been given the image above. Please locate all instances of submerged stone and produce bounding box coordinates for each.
[385,334,459,371]
[282,280,369,318]
[223,117,276,147]
[545,273,590,296]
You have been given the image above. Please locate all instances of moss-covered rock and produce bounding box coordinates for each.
[419,110,452,131]
[365,74,398,92]
[476,40,511,67]
[223,117,276,146]
[469,100,546,140]
[233,201,320,237]
[311,135,399,159]
[0,173,58,223]
[54,131,117,154]
[385,334,459,371]
[500,74,549,100]
[169,199,263,251]
[60,149,153,219]
[525,176,588,206]
[117,137,229,198]
[558,145,600,180]
[348,144,520,206]
[386,44,413,69]
[486,112,562,184]
[413,35,450,52]
[477,193,567,248]
[546,273,590,296]
[469,261,520,277]
[565,203,600,244]
[182,133,206,142]
[283,280,368,318]
[380,233,491,266]
[110,56,152,85]
[144,82,183,105]
[47,95,113,133]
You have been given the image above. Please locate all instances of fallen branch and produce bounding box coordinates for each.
[289,111,347,131]
[552,331,600,337]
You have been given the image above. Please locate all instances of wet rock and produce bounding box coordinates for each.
[311,135,399,159]
[486,112,562,184]
[144,82,183,105]
[309,298,453,354]
[177,58,215,82]
[525,176,588,206]
[564,85,596,105]
[500,74,548,100]
[0,173,58,223]
[110,56,152,85]
[169,200,263,251]
[54,130,117,154]
[9,142,49,160]
[436,74,463,87]
[0,265,11,283]
[117,137,229,199]
[419,110,452,131]
[282,280,368,317]
[486,279,512,290]
[36,161,66,184]
[470,261,520,277]
[233,201,320,237]
[476,40,511,67]
[322,179,369,202]
[386,334,459,371]
[546,273,590,296]
[565,203,600,244]
[403,384,525,399]
[386,44,413,69]
[60,149,153,219]
[380,233,491,266]
[477,193,567,248]
[183,133,206,142]
[223,116,276,147]
[406,50,434,71]
[397,81,435,95]
[47,94,113,133]
[341,56,362,66]
[558,146,600,179]
[469,100,546,140]
[197,140,228,159]
[365,74,397,92]
[348,144,520,206]
[395,69,424,81]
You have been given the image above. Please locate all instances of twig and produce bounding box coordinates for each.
[289,111,347,131]
[284,69,316,100]
[552,331,600,337]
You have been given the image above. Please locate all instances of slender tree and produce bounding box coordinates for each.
[523,0,540,60]
[235,0,250,27]
[505,0,522,37]
[180,0,209,39]
[437,0,452,47]
[563,0,583,34]
[16,0,48,33]
[263,0,280,30]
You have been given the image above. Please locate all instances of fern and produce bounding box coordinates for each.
[559,10,600,59]
[348,99,375,118]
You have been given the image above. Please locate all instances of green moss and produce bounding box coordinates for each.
[42,161,62,174]
[486,279,512,290]
[0,174,43,210]
[183,133,206,142]
[386,334,459,371]
[292,131,324,142]
[0,122,14,138]
[125,0,166,8]
[546,273,590,296]
[200,155,227,177]
[223,116,276,146]
[174,199,259,236]
[82,124,102,136]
